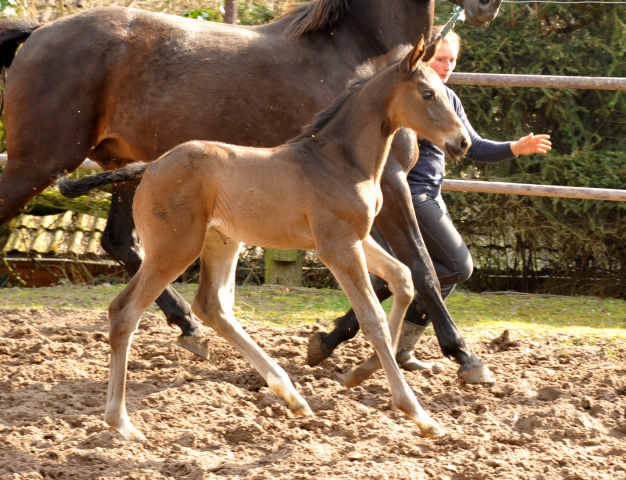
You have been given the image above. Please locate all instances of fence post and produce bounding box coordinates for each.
[224,0,237,24]
[264,248,303,287]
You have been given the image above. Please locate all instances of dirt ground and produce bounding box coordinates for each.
[1,307,625,480]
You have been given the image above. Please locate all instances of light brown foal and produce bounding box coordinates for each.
[59,37,470,442]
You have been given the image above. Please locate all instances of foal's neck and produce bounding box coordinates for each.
[315,69,402,184]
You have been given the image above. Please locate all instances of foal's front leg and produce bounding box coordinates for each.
[192,229,312,416]
[344,235,414,387]
[317,239,443,438]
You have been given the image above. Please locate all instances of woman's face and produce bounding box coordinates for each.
[430,41,458,84]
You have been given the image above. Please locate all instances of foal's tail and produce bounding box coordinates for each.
[0,18,41,115]
[58,162,150,198]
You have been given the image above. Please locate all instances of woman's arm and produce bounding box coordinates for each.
[447,88,551,162]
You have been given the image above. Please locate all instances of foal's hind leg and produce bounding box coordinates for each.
[317,238,443,438]
[105,198,208,441]
[344,235,414,387]
[192,229,312,416]
[102,181,209,358]
[105,260,199,441]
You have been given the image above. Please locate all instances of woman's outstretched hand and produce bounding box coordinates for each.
[511,133,552,156]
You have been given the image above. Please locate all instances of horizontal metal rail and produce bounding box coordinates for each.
[448,72,626,90]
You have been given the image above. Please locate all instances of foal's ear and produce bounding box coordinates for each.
[422,36,443,64]
[402,35,426,73]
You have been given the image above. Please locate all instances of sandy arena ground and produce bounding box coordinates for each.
[0,306,625,479]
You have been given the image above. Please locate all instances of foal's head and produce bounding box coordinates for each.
[390,37,471,159]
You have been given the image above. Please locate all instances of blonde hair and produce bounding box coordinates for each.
[431,25,461,53]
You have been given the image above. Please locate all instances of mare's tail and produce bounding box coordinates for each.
[58,162,150,198]
[0,18,41,115]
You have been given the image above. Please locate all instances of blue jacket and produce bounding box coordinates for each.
[407,86,516,197]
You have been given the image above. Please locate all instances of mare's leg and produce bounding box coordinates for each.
[192,229,311,416]
[0,122,95,224]
[372,155,493,383]
[395,193,473,373]
[0,47,110,224]
[102,181,209,359]
[317,237,443,438]
[0,155,81,223]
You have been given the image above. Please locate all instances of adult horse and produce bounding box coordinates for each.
[0,0,501,382]
[57,39,471,441]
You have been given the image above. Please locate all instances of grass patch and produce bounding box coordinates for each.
[1,284,625,342]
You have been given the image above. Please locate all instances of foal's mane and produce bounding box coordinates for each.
[280,0,351,38]
[290,44,412,143]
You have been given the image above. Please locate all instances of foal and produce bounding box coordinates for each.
[59,38,470,442]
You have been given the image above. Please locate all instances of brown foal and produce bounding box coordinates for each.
[59,38,470,442]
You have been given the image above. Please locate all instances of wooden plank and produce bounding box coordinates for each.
[442,179,626,202]
[448,72,626,91]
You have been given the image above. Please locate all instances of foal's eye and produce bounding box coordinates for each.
[422,91,433,100]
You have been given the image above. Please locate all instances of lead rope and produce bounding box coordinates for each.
[440,5,466,40]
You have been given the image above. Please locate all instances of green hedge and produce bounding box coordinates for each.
[435,2,626,297]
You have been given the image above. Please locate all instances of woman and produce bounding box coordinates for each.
[397,26,552,371]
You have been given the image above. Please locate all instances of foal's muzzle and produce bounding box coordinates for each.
[444,136,471,159]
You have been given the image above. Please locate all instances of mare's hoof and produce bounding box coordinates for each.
[420,422,445,439]
[178,333,210,360]
[307,332,331,367]
[457,363,495,385]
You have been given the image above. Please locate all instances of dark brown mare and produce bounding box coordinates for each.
[58,40,471,441]
[0,0,501,382]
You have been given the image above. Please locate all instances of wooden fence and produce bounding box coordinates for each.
[2,72,626,286]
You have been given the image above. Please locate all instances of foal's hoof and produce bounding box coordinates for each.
[273,386,313,417]
[420,422,446,439]
[307,332,332,367]
[117,425,147,443]
[343,369,368,389]
[399,357,445,374]
[289,398,314,417]
[457,363,495,385]
[105,414,147,442]
[178,332,210,360]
